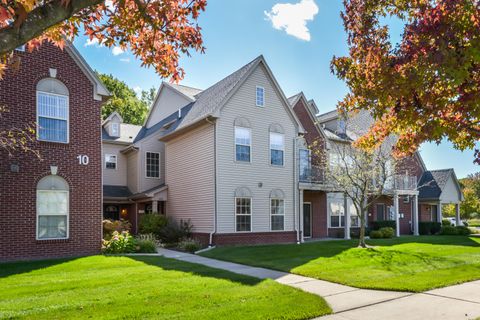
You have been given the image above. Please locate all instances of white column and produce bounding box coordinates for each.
[152,200,158,213]
[455,203,461,226]
[299,189,304,242]
[394,193,400,237]
[438,202,443,223]
[344,193,350,240]
[413,195,419,236]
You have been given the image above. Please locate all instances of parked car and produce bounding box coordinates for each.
[445,217,464,226]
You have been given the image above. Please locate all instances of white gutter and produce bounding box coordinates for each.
[206,117,217,247]
[294,136,301,244]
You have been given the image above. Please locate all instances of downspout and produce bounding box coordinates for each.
[206,117,217,247]
[294,136,300,244]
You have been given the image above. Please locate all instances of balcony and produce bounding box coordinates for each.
[299,165,326,184]
[385,175,418,191]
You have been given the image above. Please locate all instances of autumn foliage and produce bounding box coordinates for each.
[331,0,480,162]
[0,0,206,81]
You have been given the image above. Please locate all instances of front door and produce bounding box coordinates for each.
[303,203,312,238]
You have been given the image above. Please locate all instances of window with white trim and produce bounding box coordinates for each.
[37,175,69,239]
[105,154,117,170]
[235,127,251,162]
[271,199,285,231]
[146,152,160,178]
[235,197,251,232]
[111,123,120,137]
[37,91,69,143]
[256,86,265,107]
[270,132,284,166]
[328,194,360,228]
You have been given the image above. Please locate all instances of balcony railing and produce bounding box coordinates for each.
[386,175,418,191]
[299,165,327,184]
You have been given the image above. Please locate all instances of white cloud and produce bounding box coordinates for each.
[133,86,142,95]
[112,46,124,56]
[119,58,130,63]
[84,38,99,47]
[265,0,319,41]
[105,0,114,11]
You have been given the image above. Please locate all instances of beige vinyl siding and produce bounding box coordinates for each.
[440,176,462,203]
[137,133,166,192]
[102,143,127,186]
[126,151,139,193]
[216,64,297,233]
[165,123,215,233]
[146,86,191,128]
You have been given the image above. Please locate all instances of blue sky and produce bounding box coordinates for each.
[74,0,478,178]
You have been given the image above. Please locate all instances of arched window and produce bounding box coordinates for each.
[37,78,69,143]
[37,175,69,239]
[234,187,252,232]
[270,189,285,231]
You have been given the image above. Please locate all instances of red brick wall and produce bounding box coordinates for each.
[292,98,326,165]
[205,232,297,246]
[304,190,328,238]
[0,44,103,261]
[397,154,424,180]
[368,195,413,235]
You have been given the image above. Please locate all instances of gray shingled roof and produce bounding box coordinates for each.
[418,169,454,200]
[288,93,301,106]
[168,83,202,100]
[102,123,142,144]
[317,109,338,122]
[177,55,262,130]
[103,185,132,198]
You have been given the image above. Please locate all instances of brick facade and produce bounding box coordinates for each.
[0,44,104,261]
[304,190,328,238]
[193,232,298,246]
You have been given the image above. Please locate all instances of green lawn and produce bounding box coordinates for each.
[0,255,330,319]
[201,236,480,292]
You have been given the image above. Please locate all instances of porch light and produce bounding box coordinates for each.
[121,208,128,218]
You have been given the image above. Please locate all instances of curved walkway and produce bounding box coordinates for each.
[158,248,480,320]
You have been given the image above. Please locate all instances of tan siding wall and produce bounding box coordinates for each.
[146,86,190,128]
[216,65,298,233]
[165,123,215,233]
[126,151,139,193]
[441,176,462,203]
[102,143,128,186]
[137,134,166,192]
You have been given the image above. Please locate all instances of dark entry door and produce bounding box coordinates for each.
[303,203,312,238]
[376,204,385,220]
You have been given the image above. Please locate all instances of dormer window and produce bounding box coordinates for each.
[256,86,265,107]
[111,123,120,137]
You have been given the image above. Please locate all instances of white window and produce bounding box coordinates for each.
[235,197,251,232]
[270,132,284,166]
[256,86,265,107]
[105,154,117,170]
[328,194,359,228]
[235,127,251,162]
[146,152,160,178]
[337,119,346,134]
[111,123,120,137]
[37,91,69,143]
[271,199,285,231]
[299,149,311,181]
[37,175,69,240]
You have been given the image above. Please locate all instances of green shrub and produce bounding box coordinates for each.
[138,214,168,235]
[379,227,395,238]
[440,225,458,235]
[102,231,136,253]
[178,238,201,253]
[369,230,384,239]
[419,222,442,235]
[442,219,453,226]
[372,220,396,230]
[135,239,157,253]
[102,219,131,240]
[157,218,193,245]
[455,226,471,235]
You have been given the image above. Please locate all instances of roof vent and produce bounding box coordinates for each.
[178,109,182,119]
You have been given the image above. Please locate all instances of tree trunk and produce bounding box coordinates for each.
[358,201,367,248]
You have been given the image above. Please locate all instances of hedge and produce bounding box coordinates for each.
[419,222,442,235]
[371,220,396,230]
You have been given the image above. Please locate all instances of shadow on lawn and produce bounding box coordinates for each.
[0,257,79,278]
[127,255,264,286]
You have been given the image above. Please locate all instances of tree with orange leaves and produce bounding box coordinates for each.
[331,0,480,162]
[0,0,206,81]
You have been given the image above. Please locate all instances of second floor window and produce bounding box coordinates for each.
[105,154,117,170]
[111,123,120,137]
[146,152,160,178]
[37,91,69,143]
[270,132,284,166]
[256,86,265,107]
[235,127,251,162]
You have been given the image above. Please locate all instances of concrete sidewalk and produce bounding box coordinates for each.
[158,248,480,319]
